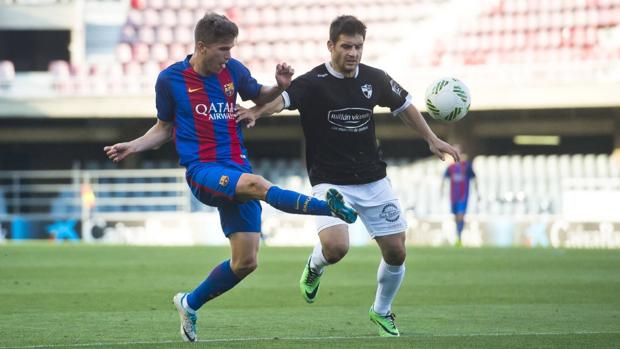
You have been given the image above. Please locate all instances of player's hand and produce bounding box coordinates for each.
[235,105,259,128]
[275,62,294,90]
[429,138,461,162]
[103,142,134,162]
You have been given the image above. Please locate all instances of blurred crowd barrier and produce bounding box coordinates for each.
[1,154,619,247]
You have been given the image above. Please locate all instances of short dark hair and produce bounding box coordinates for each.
[329,15,367,43]
[195,12,238,45]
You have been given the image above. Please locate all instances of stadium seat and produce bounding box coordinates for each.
[173,25,193,44]
[151,43,169,63]
[31,0,620,93]
[49,60,72,92]
[115,43,133,64]
[160,8,178,27]
[131,0,146,9]
[132,42,150,63]
[0,60,15,89]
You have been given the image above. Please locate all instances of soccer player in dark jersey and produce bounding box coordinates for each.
[236,15,461,337]
[103,13,357,342]
[441,149,478,247]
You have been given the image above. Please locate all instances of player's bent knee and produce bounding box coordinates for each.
[237,174,271,200]
[323,244,349,263]
[384,250,406,266]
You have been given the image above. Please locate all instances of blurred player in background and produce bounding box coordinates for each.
[104,12,357,342]
[441,146,478,247]
[237,15,460,337]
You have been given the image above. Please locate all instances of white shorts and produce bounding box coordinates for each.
[312,177,408,238]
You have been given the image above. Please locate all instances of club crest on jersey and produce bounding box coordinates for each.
[224,82,235,97]
[361,84,373,99]
[219,175,230,187]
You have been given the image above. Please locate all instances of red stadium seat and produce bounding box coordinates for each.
[147,0,165,10]
[142,8,160,27]
[168,43,187,61]
[160,9,177,27]
[177,9,194,26]
[127,9,143,27]
[116,42,133,64]
[131,0,146,9]
[151,43,169,63]
[137,26,155,45]
[132,42,150,63]
[156,27,174,44]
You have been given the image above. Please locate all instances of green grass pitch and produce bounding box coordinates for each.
[1,243,619,348]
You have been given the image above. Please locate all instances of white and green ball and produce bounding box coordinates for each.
[425,78,471,122]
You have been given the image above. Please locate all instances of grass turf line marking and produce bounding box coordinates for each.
[1,331,619,349]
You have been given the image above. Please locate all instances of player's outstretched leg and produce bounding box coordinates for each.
[326,188,357,224]
[369,306,400,337]
[299,257,323,303]
[173,292,197,342]
[264,186,357,224]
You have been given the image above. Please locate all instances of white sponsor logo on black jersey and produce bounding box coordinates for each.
[390,80,402,96]
[317,73,328,78]
[361,84,372,99]
[327,107,372,130]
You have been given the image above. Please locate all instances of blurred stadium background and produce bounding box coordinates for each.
[1,0,620,248]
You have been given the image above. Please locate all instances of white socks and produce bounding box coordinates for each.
[373,259,405,316]
[309,243,329,273]
[309,245,405,315]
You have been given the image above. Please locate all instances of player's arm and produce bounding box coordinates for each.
[236,96,285,128]
[104,119,173,162]
[252,63,294,105]
[397,104,461,162]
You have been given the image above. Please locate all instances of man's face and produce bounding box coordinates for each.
[328,33,364,74]
[197,38,235,74]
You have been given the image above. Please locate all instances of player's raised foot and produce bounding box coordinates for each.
[455,239,462,248]
[369,306,400,337]
[300,258,323,303]
[326,188,357,224]
[173,292,197,342]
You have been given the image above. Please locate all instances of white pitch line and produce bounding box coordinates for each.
[1,331,618,349]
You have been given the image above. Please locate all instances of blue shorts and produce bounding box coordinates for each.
[451,201,468,215]
[186,163,262,236]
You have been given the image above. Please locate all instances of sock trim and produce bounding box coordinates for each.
[182,294,196,314]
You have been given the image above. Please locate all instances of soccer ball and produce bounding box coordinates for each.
[424,78,471,122]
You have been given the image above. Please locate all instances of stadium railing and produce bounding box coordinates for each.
[0,168,191,239]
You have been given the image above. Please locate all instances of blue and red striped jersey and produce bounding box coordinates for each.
[444,161,476,203]
[155,55,261,168]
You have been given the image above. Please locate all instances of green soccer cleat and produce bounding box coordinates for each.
[173,292,197,342]
[299,258,323,303]
[369,306,400,337]
[326,188,358,224]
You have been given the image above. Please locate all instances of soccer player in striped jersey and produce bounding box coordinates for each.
[441,150,478,247]
[103,13,357,342]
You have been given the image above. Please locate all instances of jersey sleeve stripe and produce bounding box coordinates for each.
[391,94,412,116]
[281,91,291,109]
